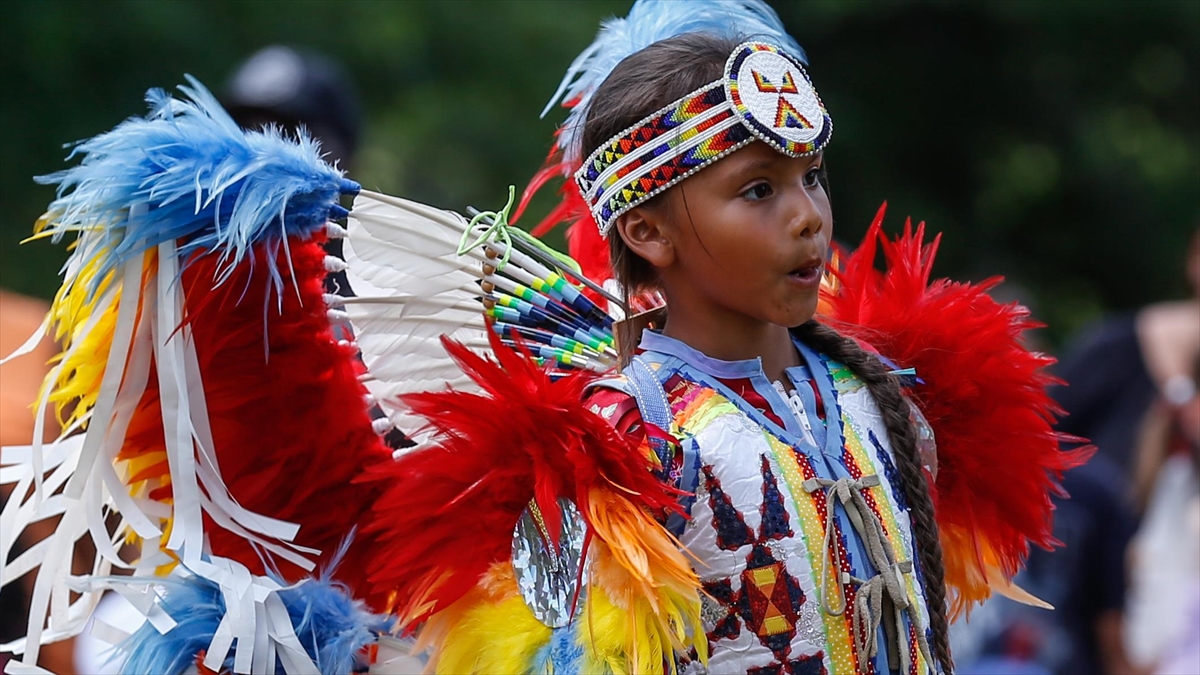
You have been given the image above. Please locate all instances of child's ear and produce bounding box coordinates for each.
[615,207,675,269]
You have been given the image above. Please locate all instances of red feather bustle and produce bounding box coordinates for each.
[818,204,1094,617]
[119,236,391,598]
[359,331,683,626]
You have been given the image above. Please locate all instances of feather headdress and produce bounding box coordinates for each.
[515,0,803,284]
[543,0,801,167]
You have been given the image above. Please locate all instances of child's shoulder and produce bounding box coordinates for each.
[585,363,693,435]
[586,376,641,434]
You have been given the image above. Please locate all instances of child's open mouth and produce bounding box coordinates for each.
[787,261,823,287]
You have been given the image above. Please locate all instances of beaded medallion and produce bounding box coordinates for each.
[725,42,831,156]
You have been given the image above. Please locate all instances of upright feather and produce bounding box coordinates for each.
[515,0,804,286]
[342,190,490,451]
[818,204,1094,617]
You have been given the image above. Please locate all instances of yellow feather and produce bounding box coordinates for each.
[35,245,176,570]
[575,588,629,674]
[47,302,116,429]
[413,485,709,675]
[435,597,549,674]
[154,518,179,575]
[584,488,707,673]
[422,563,551,675]
[40,248,156,431]
[414,499,708,675]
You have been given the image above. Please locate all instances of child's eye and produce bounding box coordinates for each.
[803,166,823,188]
[742,182,774,201]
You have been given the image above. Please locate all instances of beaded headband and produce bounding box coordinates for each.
[575,41,832,238]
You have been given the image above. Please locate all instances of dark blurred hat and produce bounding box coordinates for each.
[224,45,362,166]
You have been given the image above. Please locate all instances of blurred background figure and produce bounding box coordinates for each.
[223,44,363,171]
[1122,229,1200,674]
[1053,228,1200,478]
[1125,354,1200,674]
[224,44,364,298]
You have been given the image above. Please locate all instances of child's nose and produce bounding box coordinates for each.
[787,192,825,238]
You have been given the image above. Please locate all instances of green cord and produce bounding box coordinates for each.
[458,185,516,270]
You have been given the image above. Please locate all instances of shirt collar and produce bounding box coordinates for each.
[639,328,812,380]
[638,326,825,381]
[638,329,761,378]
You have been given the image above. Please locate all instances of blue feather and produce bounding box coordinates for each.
[117,568,392,675]
[116,575,226,675]
[549,626,585,674]
[530,625,586,675]
[545,0,804,165]
[36,75,358,297]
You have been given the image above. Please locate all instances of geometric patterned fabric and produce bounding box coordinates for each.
[594,331,933,674]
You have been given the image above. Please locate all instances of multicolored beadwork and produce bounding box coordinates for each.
[575,41,833,237]
[726,42,832,157]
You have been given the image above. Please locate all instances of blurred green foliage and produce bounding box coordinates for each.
[1,0,1196,347]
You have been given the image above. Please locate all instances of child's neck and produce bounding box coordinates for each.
[661,309,802,385]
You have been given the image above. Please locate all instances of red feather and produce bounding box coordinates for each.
[120,237,391,597]
[360,331,682,626]
[562,203,613,290]
[511,140,568,229]
[819,204,1094,615]
[513,142,615,290]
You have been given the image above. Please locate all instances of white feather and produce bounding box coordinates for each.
[344,191,491,440]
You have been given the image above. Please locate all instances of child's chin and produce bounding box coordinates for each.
[779,299,819,327]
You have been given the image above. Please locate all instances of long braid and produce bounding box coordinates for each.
[795,320,954,675]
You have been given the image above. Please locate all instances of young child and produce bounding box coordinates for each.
[356,2,1088,674]
[565,30,948,675]
[0,3,1083,674]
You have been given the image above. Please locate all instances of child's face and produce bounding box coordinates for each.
[655,142,832,329]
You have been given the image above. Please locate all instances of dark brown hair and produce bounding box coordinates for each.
[795,321,954,674]
[581,32,954,674]
[581,33,737,296]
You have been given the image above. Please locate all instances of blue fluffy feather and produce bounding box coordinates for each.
[36,75,358,296]
[544,0,804,164]
[551,626,585,674]
[116,569,392,675]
